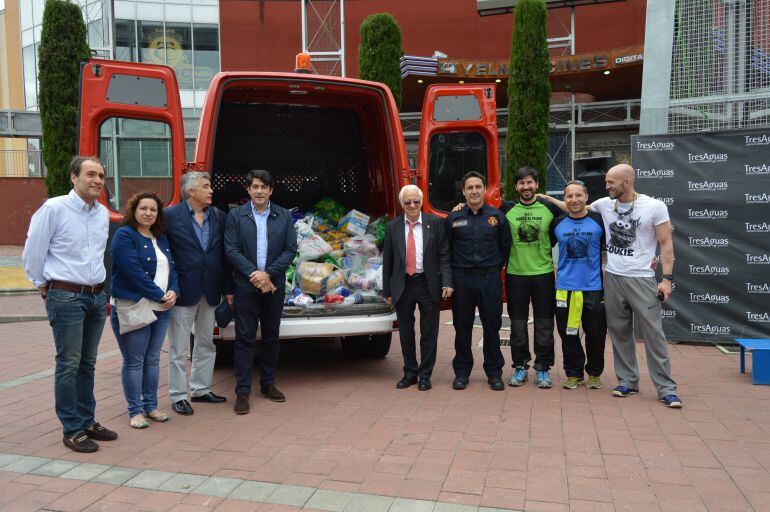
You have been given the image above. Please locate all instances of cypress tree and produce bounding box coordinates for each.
[506,0,551,197]
[358,13,404,111]
[38,0,91,197]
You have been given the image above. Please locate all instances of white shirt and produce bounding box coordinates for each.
[592,194,670,278]
[404,213,424,273]
[151,238,169,292]
[22,189,109,287]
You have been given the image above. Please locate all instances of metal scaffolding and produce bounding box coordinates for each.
[301,0,345,76]
[71,0,115,59]
[669,0,770,132]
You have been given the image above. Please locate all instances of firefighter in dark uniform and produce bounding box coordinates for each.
[445,172,512,391]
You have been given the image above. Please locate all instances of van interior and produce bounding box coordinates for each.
[209,79,399,220]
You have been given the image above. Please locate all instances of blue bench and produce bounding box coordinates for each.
[735,339,770,385]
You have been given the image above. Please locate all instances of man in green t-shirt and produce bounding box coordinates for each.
[501,167,562,388]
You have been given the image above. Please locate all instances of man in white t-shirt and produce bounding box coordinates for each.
[590,164,681,408]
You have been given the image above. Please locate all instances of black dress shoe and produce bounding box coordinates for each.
[84,422,118,441]
[234,394,250,415]
[172,399,194,415]
[63,432,98,453]
[452,376,469,390]
[396,376,418,389]
[191,392,227,403]
[418,378,432,391]
[260,384,286,402]
[488,377,505,391]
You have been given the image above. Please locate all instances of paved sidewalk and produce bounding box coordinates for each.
[0,246,36,296]
[0,306,769,511]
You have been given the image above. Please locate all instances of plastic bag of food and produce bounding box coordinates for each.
[296,262,347,296]
[344,235,380,258]
[322,252,341,268]
[340,252,367,273]
[309,197,347,226]
[285,264,296,294]
[326,270,347,292]
[298,234,332,261]
[365,257,382,270]
[366,216,388,246]
[347,270,377,291]
[297,261,333,295]
[294,215,314,239]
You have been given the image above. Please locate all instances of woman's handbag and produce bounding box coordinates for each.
[215,299,234,328]
[114,297,158,335]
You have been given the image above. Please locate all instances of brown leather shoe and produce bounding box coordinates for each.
[63,432,99,453]
[84,422,118,441]
[260,384,286,402]
[234,394,250,415]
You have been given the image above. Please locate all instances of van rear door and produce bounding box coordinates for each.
[79,59,187,221]
[415,84,500,216]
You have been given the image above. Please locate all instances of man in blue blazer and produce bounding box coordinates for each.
[165,172,233,416]
[225,169,297,414]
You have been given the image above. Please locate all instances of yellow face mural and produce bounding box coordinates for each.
[147,29,186,67]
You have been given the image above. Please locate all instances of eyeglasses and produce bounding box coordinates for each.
[403,200,421,206]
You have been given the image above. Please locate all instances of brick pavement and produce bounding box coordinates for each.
[0,306,769,511]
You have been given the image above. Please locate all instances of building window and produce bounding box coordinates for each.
[22,44,38,109]
[193,24,219,90]
[115,19,137,62]
[165,23,193,89]
[138,20,165,66]
[100,118,174,209]
[122,19,220,93]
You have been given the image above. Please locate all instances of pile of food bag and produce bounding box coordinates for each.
[286,197,389,309]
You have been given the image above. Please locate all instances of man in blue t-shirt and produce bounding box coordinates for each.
[549,181,607,390]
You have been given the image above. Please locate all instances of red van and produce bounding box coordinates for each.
[79,59,501,357]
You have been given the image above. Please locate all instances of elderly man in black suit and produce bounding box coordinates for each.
[383,184,453,391]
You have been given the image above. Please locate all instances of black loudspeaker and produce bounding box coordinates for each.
[574,156,612,201]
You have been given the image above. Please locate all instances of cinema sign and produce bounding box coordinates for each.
[437,45,643,78]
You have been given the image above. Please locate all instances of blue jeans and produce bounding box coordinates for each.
[45,289,107,438]
[110,308,170,418]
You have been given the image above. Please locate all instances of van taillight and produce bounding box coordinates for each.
[213,327,220,335]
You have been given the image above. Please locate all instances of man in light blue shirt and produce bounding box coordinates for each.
[22,156,118,453]
[225,169,297,414]
[250,200,270,271]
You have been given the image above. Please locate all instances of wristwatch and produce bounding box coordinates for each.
[662,273,674,283]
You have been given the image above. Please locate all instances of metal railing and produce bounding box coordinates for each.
[0,149,45,177]
[400,98,641,138]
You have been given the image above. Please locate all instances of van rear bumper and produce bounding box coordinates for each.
[214,312,398,341]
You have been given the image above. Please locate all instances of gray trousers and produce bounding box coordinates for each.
[167,297,217,403]
[604,272,677,398]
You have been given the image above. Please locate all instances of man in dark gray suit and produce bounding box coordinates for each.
[224,169,297,414]
[383,185,453,391]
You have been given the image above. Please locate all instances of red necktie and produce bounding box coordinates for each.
[406,221,417,275]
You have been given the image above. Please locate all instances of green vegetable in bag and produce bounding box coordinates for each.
[308,196,347,225]
[366,216,388,246]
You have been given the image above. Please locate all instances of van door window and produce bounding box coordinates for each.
[99,117,174,210]
[427,131,487,212]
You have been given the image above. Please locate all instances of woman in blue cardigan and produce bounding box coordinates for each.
[110,191,179,428]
